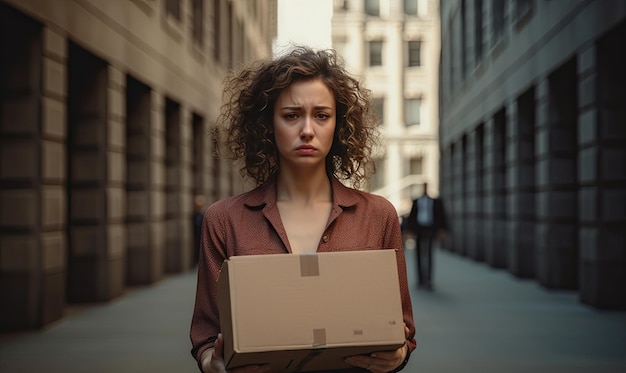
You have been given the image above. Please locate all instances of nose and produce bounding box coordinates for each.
[300,116,314,139]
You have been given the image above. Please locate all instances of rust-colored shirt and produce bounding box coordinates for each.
[190,177,416,371]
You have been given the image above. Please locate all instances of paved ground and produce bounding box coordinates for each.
[1,248,625,373]
[403,248,626,373]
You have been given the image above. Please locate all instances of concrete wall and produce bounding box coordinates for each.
[0,0,276,331]
[439,0,626,309]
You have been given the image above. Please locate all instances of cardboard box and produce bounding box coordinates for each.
[217,250,405,372]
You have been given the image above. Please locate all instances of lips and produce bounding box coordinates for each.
[295,145,317,154]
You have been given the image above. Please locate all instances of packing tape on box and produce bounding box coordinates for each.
[300,254,320,277]
[292,329,326,371]
[312,328,326,347]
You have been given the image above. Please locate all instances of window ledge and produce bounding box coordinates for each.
[163,13,183,41]
[131,0,156,16]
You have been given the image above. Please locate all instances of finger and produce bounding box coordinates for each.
[369,350,399,361]
[234,364,271,373]
[345,356,377,371]
[213,333,224,359]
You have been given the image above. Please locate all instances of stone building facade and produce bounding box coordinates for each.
[332,0,441,216]
[0,0,276,331]
[439,0,626,309]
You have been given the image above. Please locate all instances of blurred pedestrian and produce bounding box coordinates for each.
[192,195,206,266]
[406,182,448,290]
[190,45,416,373]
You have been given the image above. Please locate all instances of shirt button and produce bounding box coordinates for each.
[322,235,329,243]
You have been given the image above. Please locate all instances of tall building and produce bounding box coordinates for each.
[331,0,441,216]
[439,0,626,309]
[0,0,276,331]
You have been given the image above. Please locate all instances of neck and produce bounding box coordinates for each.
[276,167,332,204]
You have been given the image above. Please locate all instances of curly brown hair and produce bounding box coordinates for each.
[217,45,379,188]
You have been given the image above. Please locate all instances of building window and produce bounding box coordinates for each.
[192,0,204,46]
[475,0,483,64]
[405,98,421,126]
[461,0,467,79]
[166,0,181,21]
[448,18,454,92]
[408,40,421,67]
[213,0,220,61]
[372,97,385,125]
[409,156,423,175]
[369,40,383,66]
[365,0,380,16]
[404,0,418,16]
[492,0,507,44]
[513,0,533,23]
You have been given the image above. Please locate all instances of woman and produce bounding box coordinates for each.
[190,46,416,372]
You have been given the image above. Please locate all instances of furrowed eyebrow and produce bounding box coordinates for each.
[278,105,334,112]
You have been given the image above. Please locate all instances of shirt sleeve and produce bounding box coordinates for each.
[189,204,228,365]
[382,202,418,358]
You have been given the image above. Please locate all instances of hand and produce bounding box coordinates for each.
[344,325,410,372]
[200,333,271,373]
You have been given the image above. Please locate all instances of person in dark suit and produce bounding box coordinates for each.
[192,195,206,266]
[405,182,448,290]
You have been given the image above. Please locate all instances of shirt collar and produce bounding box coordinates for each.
[242,175,360,210]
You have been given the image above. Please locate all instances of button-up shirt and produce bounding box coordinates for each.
[190,176,416,371]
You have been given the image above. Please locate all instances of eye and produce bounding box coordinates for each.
[283,113,298,120]
[315,113,331,120]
